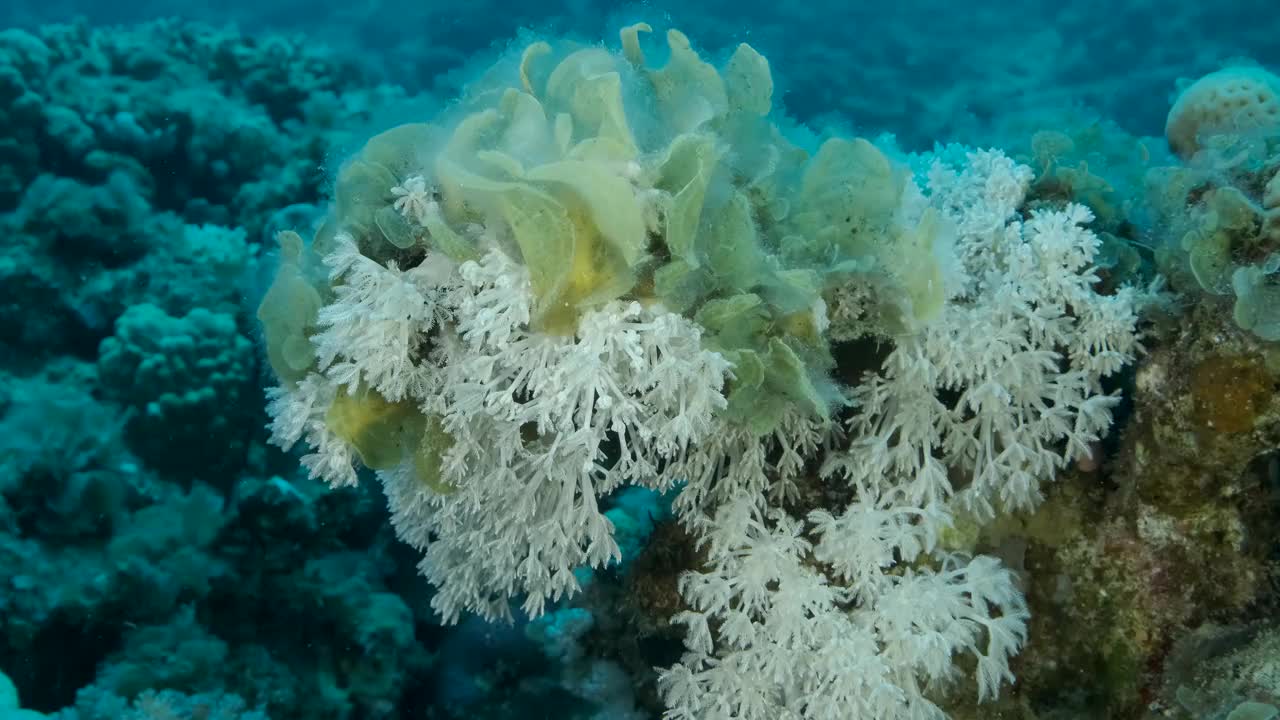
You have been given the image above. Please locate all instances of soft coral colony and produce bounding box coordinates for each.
[257,24,1144,719]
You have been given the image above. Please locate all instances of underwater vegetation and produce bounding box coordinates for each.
[0,11,1278,720]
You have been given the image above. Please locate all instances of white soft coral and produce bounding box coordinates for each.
[264,145,1141,720]
[271,245,732,621]
[829,150,1142,517]
[378,250,732,622]
[660,148,1138,719]
[659,491,1027,720]
[311,232,453,402]
[265,374,359,487]
[264,232,457,488]
[390,174,437,227]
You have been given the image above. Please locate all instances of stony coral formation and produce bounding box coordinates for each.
[1165,66,1280,161]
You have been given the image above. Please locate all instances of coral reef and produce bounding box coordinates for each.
[97,304,259,481]
[0,19,395,369]
[0,18,443,720]
[0,11,1278,720]
[257,24,1152,719]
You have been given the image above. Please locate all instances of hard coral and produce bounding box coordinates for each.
[1166,66,1280,160]
[97,304,258,483]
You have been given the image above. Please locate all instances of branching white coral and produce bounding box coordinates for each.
[264,374,359,487]
[264,142,1142,720]
[311,232,453,402]
[658,148,1136,719]
[390,174,436,227]
[659,490,1028,720]
[377,250,732,622]
[828,150,1142,517]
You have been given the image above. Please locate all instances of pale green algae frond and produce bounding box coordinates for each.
[255,228,327,386]
[256,23,954,481]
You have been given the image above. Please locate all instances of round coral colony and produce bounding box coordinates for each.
[1165,66,1280,159]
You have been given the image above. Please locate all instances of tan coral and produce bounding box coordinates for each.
[1265,169,1280,210]
[1165,66,1280,159]
[1266,171,1280,241]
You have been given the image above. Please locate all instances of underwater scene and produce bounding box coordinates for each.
[1,1,1279,718]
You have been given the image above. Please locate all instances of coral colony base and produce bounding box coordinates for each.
[258,25,1146,719]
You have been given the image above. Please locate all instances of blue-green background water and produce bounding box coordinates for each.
[8,1,1280,148]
